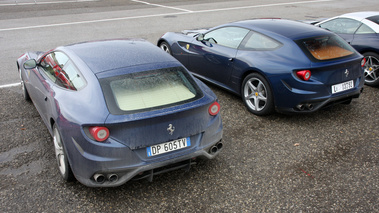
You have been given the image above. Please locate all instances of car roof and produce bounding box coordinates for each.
[229,19,330,40]
[62,39,178,74]
[340,11,379,21]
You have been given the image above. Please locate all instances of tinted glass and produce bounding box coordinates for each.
[319,18,361,34]
[99,67,203,114]
[40,52,85,90]
[240,31,282,50]
[366,15,379,25]
[297,34,356,61]
[204,27,249,49]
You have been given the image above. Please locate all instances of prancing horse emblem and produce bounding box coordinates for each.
[345,69,349,77]
[167,124,175,135]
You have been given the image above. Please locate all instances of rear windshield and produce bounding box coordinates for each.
[367,15,379,25]
[99,66,203,115]
[296,34,356,61]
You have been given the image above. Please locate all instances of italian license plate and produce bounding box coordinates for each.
[147,137,191,157]
[331,80,354,94]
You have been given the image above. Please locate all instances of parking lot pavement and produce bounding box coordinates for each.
[0,83,378,212]
[1,0,379,211]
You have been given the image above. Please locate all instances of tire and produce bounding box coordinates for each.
[363,52,379,86]
[53,124,75,182]
[19,67,31,101]
[159,41,172,55]
[241,73,274,116]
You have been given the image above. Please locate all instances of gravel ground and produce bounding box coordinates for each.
[0,83,378,212]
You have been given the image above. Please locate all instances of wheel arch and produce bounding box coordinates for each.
[157,38,168,47]
[240,68,274,94]
[360,50,379,56]
[240,68,277,111]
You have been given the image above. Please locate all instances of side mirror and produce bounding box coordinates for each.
[23,59,37,69]
[196,33,205,42]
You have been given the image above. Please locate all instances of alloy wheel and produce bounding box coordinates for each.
[244,77,268,112]
[364,55,379,85]
[53,127,67,176]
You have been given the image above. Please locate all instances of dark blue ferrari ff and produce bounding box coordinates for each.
[17,39,223,187]
[158,19,366,115]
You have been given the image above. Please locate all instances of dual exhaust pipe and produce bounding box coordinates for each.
[209,141,223,154]
[296,103,314,111]
[93,173,118,184]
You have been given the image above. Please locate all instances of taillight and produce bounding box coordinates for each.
[296,70,311,81]
[89,126,109,142]
[361,58,366,67]
[209,101,220,116]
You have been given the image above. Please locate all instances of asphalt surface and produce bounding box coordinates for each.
[1,0,379,212]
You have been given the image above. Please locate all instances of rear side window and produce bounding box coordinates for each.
[100,66,203,114]
[296,34,356,61]
[40,51,86,90]
[355,24,375,34]
[239,31,282,50]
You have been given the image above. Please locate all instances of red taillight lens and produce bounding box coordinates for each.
[361,58,366,67]
[209,101,220,116]
[89,126,109,142]
[296,70,311,81]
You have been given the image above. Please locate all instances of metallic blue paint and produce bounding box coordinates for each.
[158,19,365,114]
[17,39,223,187]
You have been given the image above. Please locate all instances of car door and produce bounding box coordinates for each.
[318,18,361,44]
[187,27,249,86]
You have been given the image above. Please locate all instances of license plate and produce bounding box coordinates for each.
[147,137,191,157]
[331,80,354,94]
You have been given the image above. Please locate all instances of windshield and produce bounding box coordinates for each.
[99,66,203,114]
[296,34,356,61]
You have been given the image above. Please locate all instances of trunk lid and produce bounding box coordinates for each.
[104,98,214,150]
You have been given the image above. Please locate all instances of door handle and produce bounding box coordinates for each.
[229,58,234,62]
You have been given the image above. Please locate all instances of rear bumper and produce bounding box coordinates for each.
[272,75,365,113]
[276,87,363,113]
[73,139,223,187]
[62,117,223,187]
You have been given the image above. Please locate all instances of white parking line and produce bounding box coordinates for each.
[0,83,20,89]
[0,11,189,32]
[131,0,193,12]
[0,0,334,88]
[0,0,98,7]
[0,0,334,33]
[195,0,333,13]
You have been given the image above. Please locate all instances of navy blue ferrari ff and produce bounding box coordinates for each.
[158,19,366,115]
[17,39,223,187]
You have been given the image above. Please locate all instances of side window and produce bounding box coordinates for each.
[40,52,85,90]
[355,23,375,34]
[240,31,282,50]
[319,18,361,34]
[204,27,249,49]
